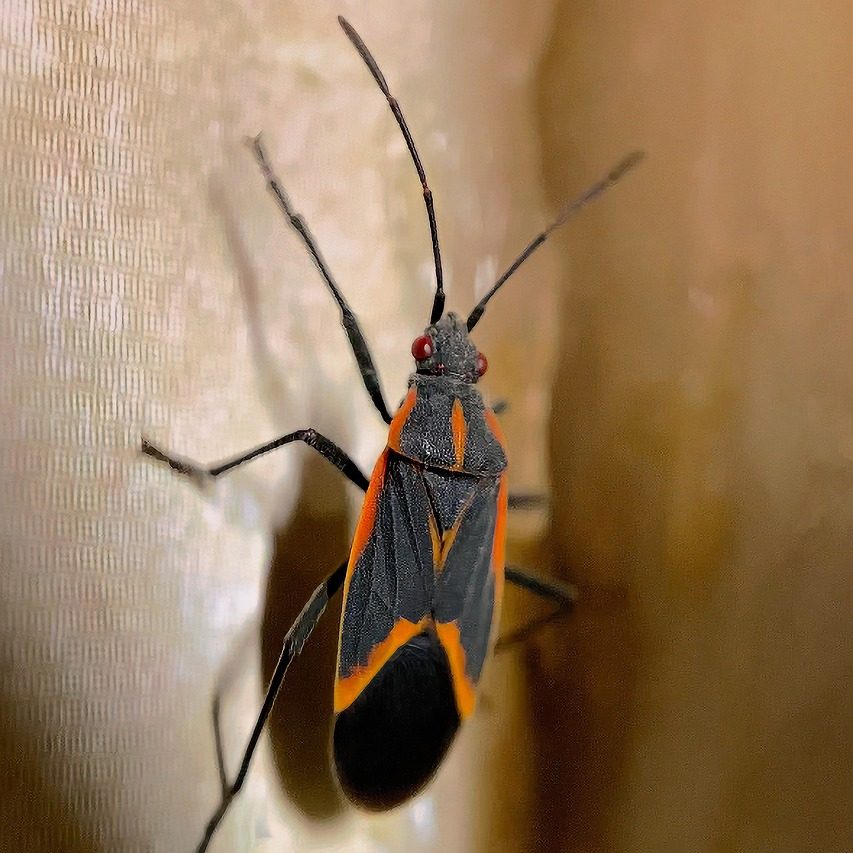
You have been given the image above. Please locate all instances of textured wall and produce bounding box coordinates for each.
[0,2,556,851]
[2,1,849,852]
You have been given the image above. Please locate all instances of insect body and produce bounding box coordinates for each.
[141,16,641,853]
[334,313,508,808]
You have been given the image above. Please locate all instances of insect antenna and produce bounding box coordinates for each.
[466,150,645,332]
[338,16,446,324]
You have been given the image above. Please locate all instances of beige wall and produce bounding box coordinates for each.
[0,1,849,852]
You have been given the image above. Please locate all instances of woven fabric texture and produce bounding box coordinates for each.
[0,3,556,851]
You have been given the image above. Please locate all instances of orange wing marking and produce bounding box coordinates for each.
[336,450,389,697]
[427,513,442,568]
[492,473,508,609]
[435,621,477,719]
[335,617,430,713]
[346,451,387,575]
[428,478,480,572]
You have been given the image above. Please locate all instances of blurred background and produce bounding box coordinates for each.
[0,1,851,851]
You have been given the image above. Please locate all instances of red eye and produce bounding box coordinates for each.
[411,334,434,361]
[475,352,488,377]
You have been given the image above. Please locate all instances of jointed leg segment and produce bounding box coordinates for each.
[141,429,369,491]
[498,565,578,650]
[196,560,349,853]
[249,135,393,424]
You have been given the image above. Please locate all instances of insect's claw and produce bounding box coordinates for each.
[140,436,211,487]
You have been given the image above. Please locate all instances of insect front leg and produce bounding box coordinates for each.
[249,135,393,424]
[141,429,369,491]
[196,560,348,853]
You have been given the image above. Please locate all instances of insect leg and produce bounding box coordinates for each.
[141,429,370,491]
[196,560,348,853]
[496,566,578,650]
[491,399,549,509]
[507,492,547,511]
[249,135,393,424]
[505,566,577,606]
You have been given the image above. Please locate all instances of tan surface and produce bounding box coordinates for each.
[1,1,851,852]
[0,2,554,851]
[532,2,853,852]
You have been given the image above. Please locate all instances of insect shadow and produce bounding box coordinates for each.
[260,455,350,819]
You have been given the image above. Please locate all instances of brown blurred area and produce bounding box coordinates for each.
[0,1,850,852]
[528,3,853,852]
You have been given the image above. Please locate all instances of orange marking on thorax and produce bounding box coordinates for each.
[387,387,418,453]
[451,398,467,470]
[435,621,476,719]
[334,617,429,713]
[427,513,442,567]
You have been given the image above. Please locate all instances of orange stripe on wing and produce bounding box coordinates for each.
[433,477,480,572]
[451,398,467,470]
[387,387,418,453]
[435,620,477,719]
[436,520,460,571]
[428,512,442,568]
[492,473,509,610]
[346,450,388,569]
[336,450,388,691]
[483,410,508,609]
[334,617,429,712]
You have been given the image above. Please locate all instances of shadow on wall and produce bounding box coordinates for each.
[262,454,350,820]
[0,685,95,853]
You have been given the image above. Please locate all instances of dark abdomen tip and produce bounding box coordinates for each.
[332,631,460,811]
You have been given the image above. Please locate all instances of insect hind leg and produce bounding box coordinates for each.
[497,566,578,650]
[196,560,348,853]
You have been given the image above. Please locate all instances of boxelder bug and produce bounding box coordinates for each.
[141,15,642,853]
